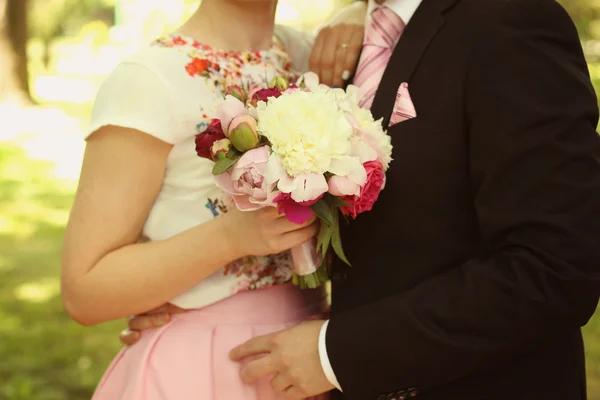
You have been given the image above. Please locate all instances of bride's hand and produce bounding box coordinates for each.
[310,1,366,87]
[223,207,319,257]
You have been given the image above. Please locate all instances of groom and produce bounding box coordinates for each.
[228,0,600,399]
[124,0,600,398]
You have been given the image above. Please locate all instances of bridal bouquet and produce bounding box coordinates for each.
[195,72,393,288]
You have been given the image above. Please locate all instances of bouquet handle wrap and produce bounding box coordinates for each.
[290,239,320,276]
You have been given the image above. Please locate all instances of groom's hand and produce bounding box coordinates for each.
[230,320,334,399]
[119,303,185,346]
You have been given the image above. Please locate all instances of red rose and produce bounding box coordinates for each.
[195,119,226,160]
[249,87,282,107]
[340,161,385,219]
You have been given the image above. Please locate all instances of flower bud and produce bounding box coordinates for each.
[228,115,260,152]
[210,138,232,161]
[226,85,247,103]
[270,76,289,91]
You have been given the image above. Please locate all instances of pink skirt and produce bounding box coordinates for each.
[92,284,329,400]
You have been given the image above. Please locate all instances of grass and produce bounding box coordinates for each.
[0,145,122,400]
[0,140,598,399]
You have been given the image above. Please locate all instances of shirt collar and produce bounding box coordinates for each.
[367,0,423,24]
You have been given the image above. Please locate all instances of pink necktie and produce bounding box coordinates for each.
[353,6,405,109]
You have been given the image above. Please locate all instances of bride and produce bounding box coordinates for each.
[61,1,366,399]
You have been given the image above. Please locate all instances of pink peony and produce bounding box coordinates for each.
[195,119,226,160]
[217,95,246,134]
[214,146,278,210]
[274,192,321,225]
[327,161,367,197]
[340,161,385,219]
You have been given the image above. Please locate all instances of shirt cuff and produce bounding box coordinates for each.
[318,320,342,391]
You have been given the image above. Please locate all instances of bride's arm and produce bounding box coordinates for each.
[61,128,317,326]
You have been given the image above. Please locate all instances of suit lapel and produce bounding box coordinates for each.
[370,0,460,126]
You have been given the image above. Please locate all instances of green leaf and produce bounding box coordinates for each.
[317,222,333,260]
[226,148,242,160]
[212,157,238,175]
[325,193,349,208]
[311,199,334,227]
[331,212,351,266]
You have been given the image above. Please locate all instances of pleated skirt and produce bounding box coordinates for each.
[91,284,329,400]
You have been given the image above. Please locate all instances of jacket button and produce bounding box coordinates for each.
[332,271,347,284]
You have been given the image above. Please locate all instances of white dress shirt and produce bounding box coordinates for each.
[317,0,423,392]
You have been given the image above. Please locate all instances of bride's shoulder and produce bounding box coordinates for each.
[274,25,314,73]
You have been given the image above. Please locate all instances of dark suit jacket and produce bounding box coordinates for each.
[327,0,600,399]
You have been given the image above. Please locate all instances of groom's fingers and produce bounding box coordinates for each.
[119,328,140,346]
[127,313,170,331]
[284,386,306,400]
[229,335,273,361]
[270,372,293,392]
[240,356,276,384]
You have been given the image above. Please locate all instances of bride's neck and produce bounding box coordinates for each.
[179,0,278,51]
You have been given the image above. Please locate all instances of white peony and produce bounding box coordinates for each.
[256,89,354,177]
[341,86,393,170]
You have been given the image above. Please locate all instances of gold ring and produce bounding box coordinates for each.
[338,43,350,49]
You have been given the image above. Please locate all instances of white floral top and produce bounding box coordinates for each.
[86,26,314,309]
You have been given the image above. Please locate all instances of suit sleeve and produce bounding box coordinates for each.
[325,1,600,399]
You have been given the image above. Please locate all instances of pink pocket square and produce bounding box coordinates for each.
[389,82,417,127]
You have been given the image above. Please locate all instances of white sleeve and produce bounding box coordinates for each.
[274,25,315,73]
[318,320,343,391]
[87,62,180,144]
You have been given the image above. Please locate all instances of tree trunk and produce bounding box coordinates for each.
[0,0,31,103]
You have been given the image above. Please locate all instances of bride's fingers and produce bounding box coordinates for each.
[316,27,338,86]
[276,215,318,234]
[281,223,320,247]
[309,28,328,82]
[339,25,364,85]
[332,24,363,88]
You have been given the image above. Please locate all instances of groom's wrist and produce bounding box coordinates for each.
[318,320,343,391]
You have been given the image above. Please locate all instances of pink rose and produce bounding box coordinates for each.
[214,146,278,210]
[274,192,321,225]
[340,161,385,219]
[195,119,226,160]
